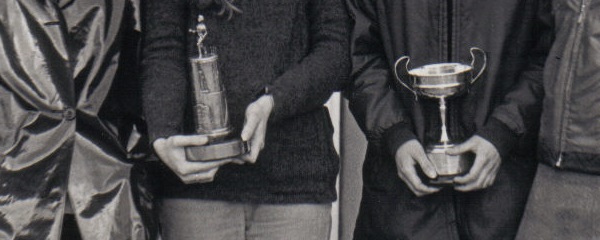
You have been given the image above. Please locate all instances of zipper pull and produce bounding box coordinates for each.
[556,153,564,167]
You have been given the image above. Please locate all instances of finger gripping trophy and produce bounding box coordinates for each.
[185,15,249,161]
[394,48,487,184]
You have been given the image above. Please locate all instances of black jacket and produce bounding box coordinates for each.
[346,1,549,212]
[347,0,547,162]
[141,0,350,203]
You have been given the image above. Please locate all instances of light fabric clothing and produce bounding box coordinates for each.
[516,163,600,240]
[159,199,332,240]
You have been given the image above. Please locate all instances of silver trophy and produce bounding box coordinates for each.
[185,15,248,161]
[393,47,487,184]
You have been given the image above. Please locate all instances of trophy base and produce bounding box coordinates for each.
[185,138,249,161]
[426,144,474,185]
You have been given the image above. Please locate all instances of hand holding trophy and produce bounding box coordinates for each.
[393,47,487,185]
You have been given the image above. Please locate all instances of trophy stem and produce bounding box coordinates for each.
[439,97,450,146]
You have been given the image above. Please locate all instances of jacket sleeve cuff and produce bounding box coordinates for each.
[383,121,417,157]
[477,118,519,159]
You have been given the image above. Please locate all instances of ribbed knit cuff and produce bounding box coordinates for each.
[477,118,519,159]
[384,121,418,157]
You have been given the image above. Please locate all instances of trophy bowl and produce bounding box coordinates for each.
[394,47,487,185]
[409,63,472,98]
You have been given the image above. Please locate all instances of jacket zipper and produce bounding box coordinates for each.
[556,154,563,167]
[556,0,589,168]
[447,0,454,61]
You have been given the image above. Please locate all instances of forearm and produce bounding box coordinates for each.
[267,0,350,122]
[141,0,189,142]
[346,0,416,152]
[477,0,553,156]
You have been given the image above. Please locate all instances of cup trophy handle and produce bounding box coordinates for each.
[393,56,418,100]
[469,47,487,84]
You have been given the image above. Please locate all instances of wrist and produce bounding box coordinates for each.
[255,86,274,113]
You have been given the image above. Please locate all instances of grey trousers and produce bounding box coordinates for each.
[159,198,332,240]
[516,163,600,240]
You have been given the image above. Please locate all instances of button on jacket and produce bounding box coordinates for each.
[0,1,152,239]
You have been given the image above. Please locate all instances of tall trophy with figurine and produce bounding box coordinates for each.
[185,15,249,161]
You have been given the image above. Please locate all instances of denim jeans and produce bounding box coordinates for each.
[159,199,332,240]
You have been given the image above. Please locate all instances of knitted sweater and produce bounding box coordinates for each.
[141,0,350,203]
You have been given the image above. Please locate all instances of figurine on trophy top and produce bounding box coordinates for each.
[185,14,249,161]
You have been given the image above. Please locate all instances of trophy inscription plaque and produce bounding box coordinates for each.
[185,15,249,161]
[393,47,487,184]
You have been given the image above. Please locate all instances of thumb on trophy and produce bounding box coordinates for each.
[241,114,260,142]
[413,152,437,179]
[446,139,475,155]
[168,135,210,147]
[396,140,437,179]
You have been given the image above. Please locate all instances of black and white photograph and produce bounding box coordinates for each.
[0,0,598,240]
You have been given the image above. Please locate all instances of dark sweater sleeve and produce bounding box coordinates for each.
[477,0,553,158]
[345,0,416,154]
[267,0,351,122]
[141,0,189,143]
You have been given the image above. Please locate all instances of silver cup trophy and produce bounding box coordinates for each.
[185,15,249,161]
[393,47,487,184]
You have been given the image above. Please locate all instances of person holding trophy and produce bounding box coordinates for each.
[141,0,349,239]
[346,0,548,239]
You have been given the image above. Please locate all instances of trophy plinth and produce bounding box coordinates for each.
[426,144,474,185]
[185,15,249,162]
[394,47,487,185]
[185,139,249,161]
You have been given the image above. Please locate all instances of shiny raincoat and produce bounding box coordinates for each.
[0,0,153,239]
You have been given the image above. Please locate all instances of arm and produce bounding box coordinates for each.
[141,0,230,183]
[345,0,415,154]
[241,0,351,161]
[266,0,351,122]
[478,0,553,156]
[141,0,188,143]
[345,0,439,196]
[451,0,554,191]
